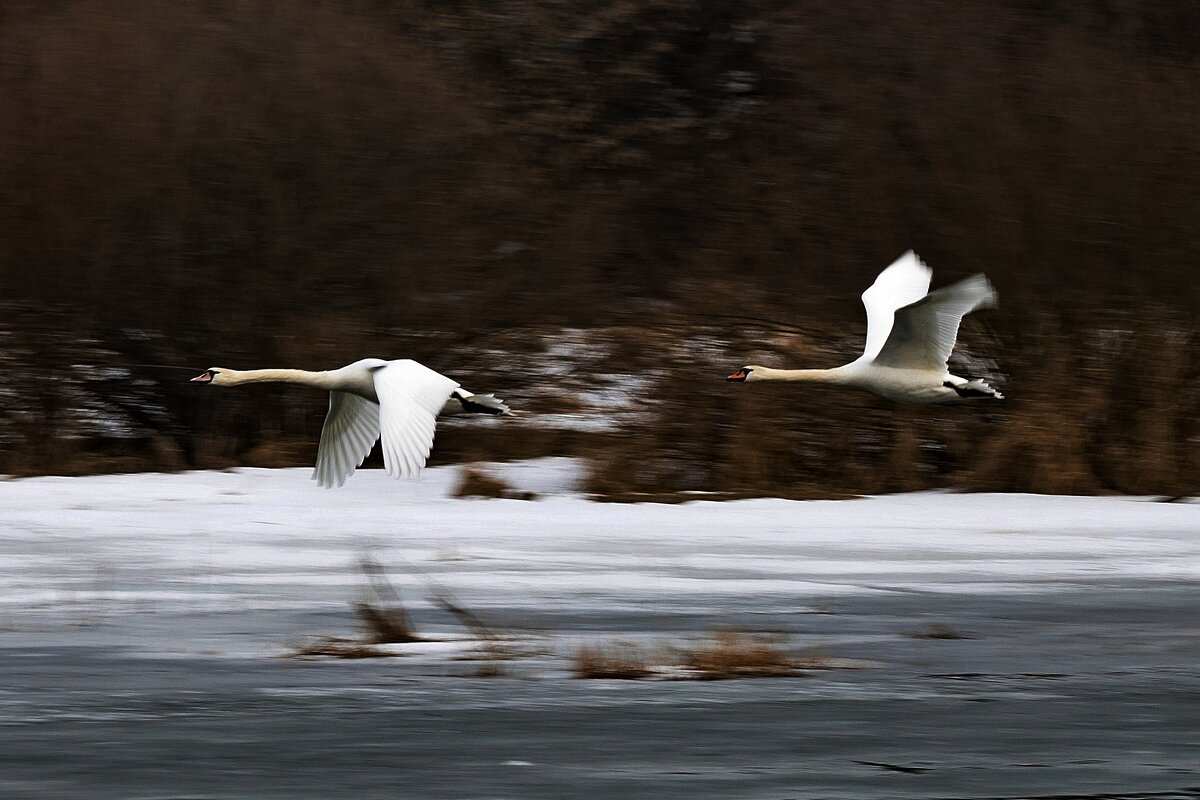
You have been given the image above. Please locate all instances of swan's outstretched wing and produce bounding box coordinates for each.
[872,273,997,371]
[373,359,460,480]
[860,251,933,362]
[313,391,382,488]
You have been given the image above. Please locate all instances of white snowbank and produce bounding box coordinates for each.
[1,459,1196,623]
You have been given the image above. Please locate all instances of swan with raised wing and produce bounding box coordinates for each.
[726,251,1003,403]
[191,359,510,487]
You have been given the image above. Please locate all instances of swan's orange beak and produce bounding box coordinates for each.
[726,369,749,382]
[190,371,213,383]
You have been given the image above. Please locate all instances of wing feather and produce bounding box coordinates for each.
[872,273,997,371]
[373,359,460,480]
[313,391,381,488]
[860,251,933,361]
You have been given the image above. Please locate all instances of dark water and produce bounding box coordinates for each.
[3,585,1199,800]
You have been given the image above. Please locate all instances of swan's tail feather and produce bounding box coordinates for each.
[945,378,1004,400]
[442,389,513,416]
[463,392,512,415]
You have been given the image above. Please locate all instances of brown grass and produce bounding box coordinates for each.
[572,641,662,680]
[452,467,515,499]
[284,557,425,658]
[355,602,422,645]
[678,631,806,680]
[355,557,422,644]
[428,591,498,642]
[573,631,838,680]
[288,636,391,660]
[284,556,533,674]
[239,438,317,469]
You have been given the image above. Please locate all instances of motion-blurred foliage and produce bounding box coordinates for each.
[1,1,1197,495]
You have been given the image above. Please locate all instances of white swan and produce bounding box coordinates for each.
[190,359,510,487]
[726,251,1003,403]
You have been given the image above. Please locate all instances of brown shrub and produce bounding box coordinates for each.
[572,641,660,680]
[452,466,539,500]
[573,631,829,680]
[288,636,390,660]
[355,602,421,645]
[452,467,514,499]
[239,437,316,469]
[678,631,801,679]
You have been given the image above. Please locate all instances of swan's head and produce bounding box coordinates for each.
[190,368,228,385]
[726,366,758,382]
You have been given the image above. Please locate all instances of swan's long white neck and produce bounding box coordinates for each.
[216,368,338,390]
[747,366,852,384]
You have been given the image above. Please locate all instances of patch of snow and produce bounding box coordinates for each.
[1,467,1194,584]
[1,462,1197,664]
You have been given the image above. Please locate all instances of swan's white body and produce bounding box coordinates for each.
[728,252,1003,403]
[191,359,509,487]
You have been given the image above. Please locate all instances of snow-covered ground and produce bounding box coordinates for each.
[2,461,1199,799]
[2,459,1196,627]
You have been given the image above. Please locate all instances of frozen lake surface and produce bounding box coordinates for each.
[2,460,1199,799]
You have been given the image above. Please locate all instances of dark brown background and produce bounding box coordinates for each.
[2,1,1197,496]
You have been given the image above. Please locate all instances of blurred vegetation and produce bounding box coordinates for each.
[1,1,1198,496]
